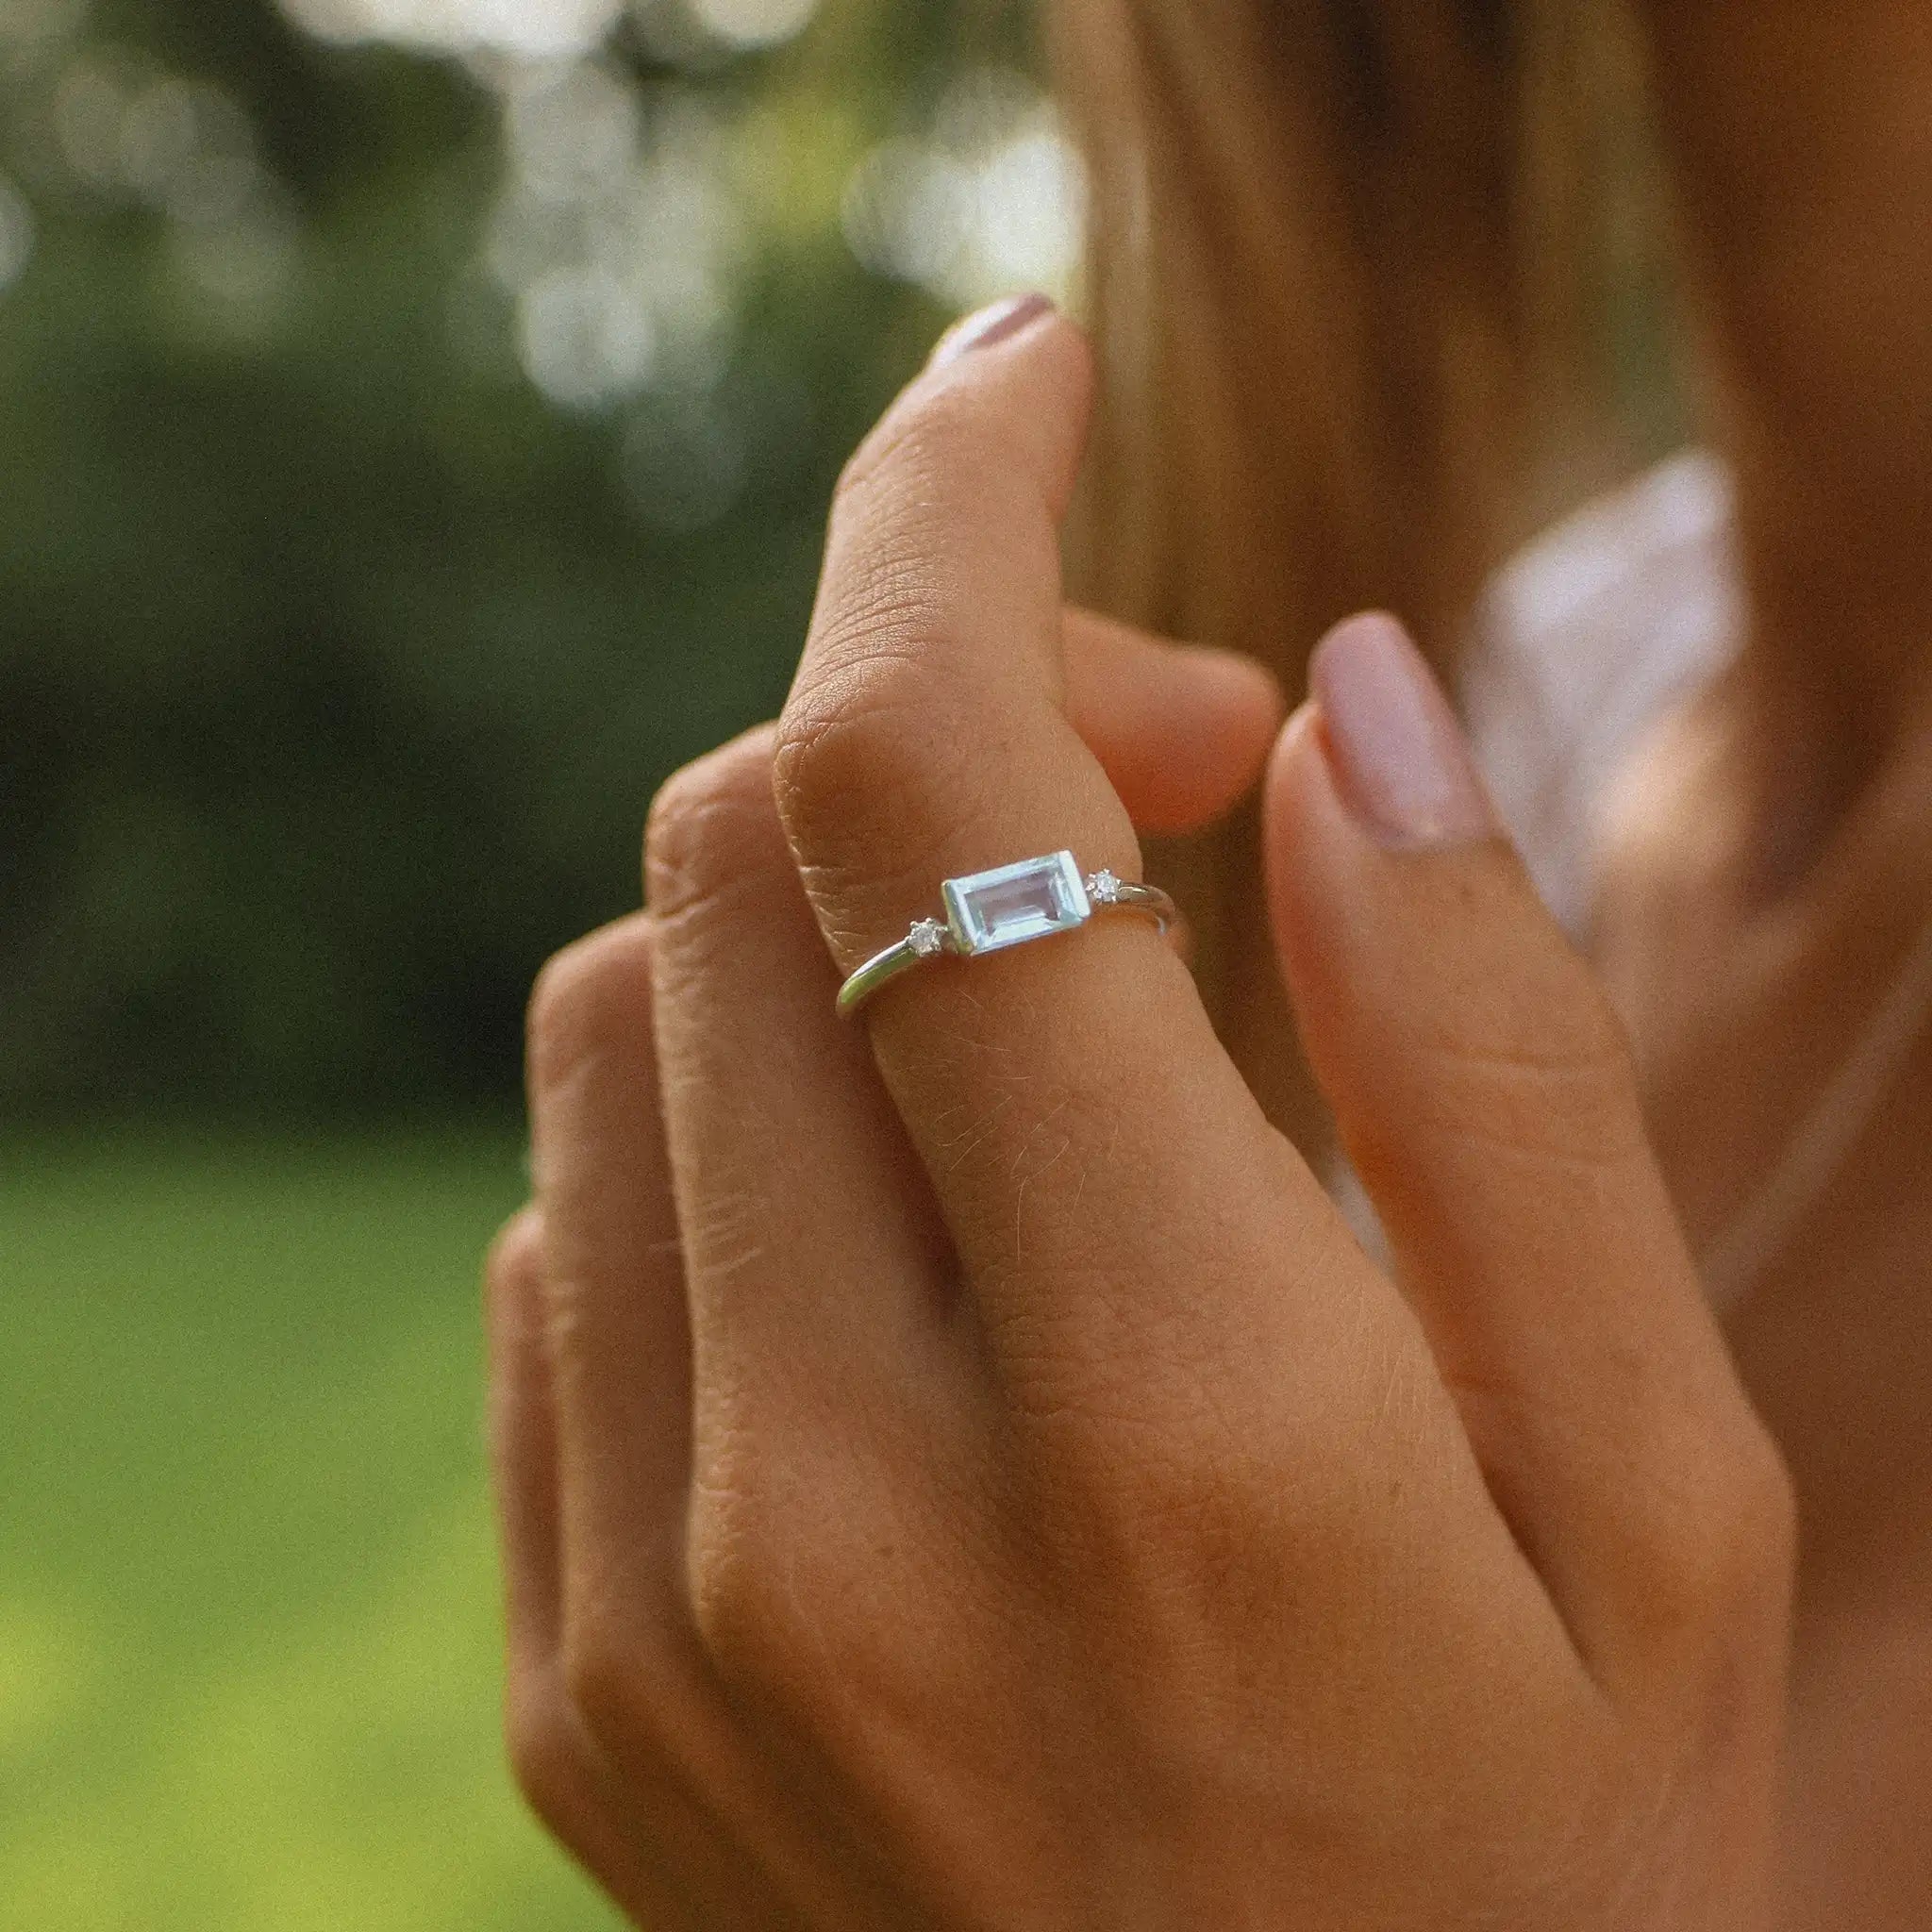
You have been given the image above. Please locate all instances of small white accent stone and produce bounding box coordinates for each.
[908,918,947,957]
[1087,868,1122,905]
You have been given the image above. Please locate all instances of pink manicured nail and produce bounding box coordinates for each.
[928,292,1055,368]
[1310,612,1497,849]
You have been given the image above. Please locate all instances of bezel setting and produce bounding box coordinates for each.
[836,849,1176,1018]
[941,849,1092,957]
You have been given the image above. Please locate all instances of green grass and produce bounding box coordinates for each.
[0,1130,619,1932]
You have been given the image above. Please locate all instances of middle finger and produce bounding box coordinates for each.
[645,724,962,1446]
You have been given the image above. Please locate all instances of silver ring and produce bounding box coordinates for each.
[836,849,1176,1018]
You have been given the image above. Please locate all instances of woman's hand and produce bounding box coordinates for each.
[487,299,1794,1929]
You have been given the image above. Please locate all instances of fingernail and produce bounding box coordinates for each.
[1310,612,1497,850]
[928,292,1055,368]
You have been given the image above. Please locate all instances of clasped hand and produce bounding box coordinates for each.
[488,302,1794,1929]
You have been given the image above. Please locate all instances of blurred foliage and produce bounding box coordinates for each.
[0,9,1075,1921]
[0,0,1059,1119]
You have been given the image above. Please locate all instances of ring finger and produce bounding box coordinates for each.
[774,307,1342,1383]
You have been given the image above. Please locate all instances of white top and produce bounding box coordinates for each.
[1342,455,1932,1304]
[1464,450,1743,935]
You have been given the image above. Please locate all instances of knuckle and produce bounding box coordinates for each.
[641,726,783,923]
[829,313,1091,526]
[997,1324,1262,1529]
[505,1670,593,1835]
[686,1512,807,1697]
[1407,983,1649,1169]
[1705,1423,1798,1593]
[683,1471,866,1709]
[992,1292,1431,1610]
[525,915,653,1093]
[830,381,986,526]
[773,651,971,878]
[486,1207,543,1305]
[1638,1421,1797,1641]
[559,1608,660,1757]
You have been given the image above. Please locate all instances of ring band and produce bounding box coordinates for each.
[836,849,1176,1018]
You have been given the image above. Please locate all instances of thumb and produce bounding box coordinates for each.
[1265,612,1789,1687]
[1061,608,1285,835]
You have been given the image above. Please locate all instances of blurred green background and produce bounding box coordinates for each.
[1,0,1076,1921]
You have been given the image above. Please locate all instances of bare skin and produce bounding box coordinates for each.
[484,5,1932,1921]
[1592,5,1932,1924]
[489,311,1793,1927]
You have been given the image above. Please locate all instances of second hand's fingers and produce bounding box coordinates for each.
[1060,608,1284,835]
[1264,613,1795,1689]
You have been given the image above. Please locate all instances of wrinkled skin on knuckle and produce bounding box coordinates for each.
[670,1172,780,1293]
[774,652,987,914]
[813,504,955,663]
[819,413,1012,689]
[644,730,783,928]
[828,380,1007,541]
[775,651,940,840]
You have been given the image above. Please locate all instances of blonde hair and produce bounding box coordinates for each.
[1049,0,1670,1133]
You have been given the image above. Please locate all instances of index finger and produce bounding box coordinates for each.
[773,304,1341,1359]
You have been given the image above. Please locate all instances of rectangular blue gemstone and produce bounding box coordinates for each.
[942,851,1091,956]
